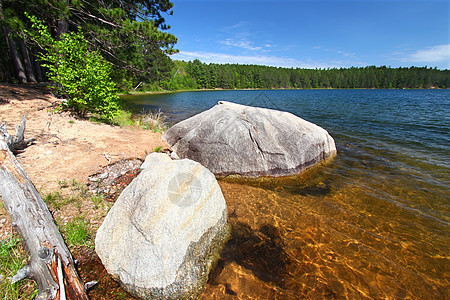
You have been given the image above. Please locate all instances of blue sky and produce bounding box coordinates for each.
[165,0,449,69]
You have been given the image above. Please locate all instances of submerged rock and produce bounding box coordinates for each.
[163,101,336,177]
[95,153,229,299]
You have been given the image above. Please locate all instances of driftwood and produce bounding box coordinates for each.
[0,115,35,153]
[0,117,89,299]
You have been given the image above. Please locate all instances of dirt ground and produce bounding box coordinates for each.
[0,83,167,298]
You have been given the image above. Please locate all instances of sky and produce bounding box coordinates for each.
[164,0,450,69]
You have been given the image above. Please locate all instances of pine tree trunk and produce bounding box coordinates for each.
[0,45,13,83]
[0,119,90,300]
[18,39,37,82]
[31,48,44,82]
[5,28,27,83]
[0,2,12,83]
[57,19,69,39]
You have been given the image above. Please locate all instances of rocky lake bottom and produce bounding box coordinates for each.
[123,89,449,299]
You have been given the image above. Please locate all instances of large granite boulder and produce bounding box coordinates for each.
[163,101,336,177]
[95,153,229,299]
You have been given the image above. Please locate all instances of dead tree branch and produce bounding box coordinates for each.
[0,122,89,299]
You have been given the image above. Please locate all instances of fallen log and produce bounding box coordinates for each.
[0,115,35,153]
[0,121,89,299]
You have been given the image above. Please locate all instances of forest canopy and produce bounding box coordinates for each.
[172,60,449,90]
[0,0,177,88]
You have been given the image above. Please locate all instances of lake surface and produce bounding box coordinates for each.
[123,89,449,299]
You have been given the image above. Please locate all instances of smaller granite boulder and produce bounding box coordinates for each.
[163,101,337,177]
[95,153,229,299]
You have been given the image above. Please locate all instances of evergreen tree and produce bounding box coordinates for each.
[0,0,178,86]
[175,61,449,91]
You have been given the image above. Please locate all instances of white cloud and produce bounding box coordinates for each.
[405,44,450,63]
[171,51,349,69]
[220,38,262,51]
[219,21,248,33]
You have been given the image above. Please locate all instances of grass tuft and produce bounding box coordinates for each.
[0,237,38,299]
[62,218,90,247]
[58,179,69,188]
[91,194,104,209]
[153,146,163,153]
[136,109,168,132]
[43,191,64,210]
[70,179,89,198]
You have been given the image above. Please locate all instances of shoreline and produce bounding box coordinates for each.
[119,86,448,97]
[1,83,448,299]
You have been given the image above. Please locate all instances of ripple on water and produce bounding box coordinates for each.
[201,162,449,299]
[123,89,450,299]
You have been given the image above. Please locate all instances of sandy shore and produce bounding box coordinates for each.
[0,83,167,237]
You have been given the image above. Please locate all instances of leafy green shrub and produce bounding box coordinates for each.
[26,13,120,120]
[110,109,135,127]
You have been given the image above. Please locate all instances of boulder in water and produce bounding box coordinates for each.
[95,153,229,299]
[163,101,336,177]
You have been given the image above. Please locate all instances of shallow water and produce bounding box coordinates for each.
[123,89,449,299]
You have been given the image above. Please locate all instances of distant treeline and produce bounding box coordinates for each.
[164,60,449,90]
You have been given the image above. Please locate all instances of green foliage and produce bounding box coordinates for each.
[2,0,178,87]
[179,62,449,90]
[0,237,38,299]
[110,109,135,127]
[62,218,90,247]
[43,178,93,213]
[91,194,104,209]
[43,191,64,211]
[70,179,89,199]
[153,146,163,152]
[26,14,121,120]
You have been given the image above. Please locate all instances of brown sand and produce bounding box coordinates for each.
[0,83,167,298]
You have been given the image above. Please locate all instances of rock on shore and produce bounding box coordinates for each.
[95,153,229,299]
[163,101,336,177]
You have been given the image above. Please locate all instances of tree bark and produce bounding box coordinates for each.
[57,19,69,40]
[31,47,44,82]
[18,39,37,83]
[0,0,13,83]
[0,118,89,300]
[0,51,13,83]
[5,28,27,84]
